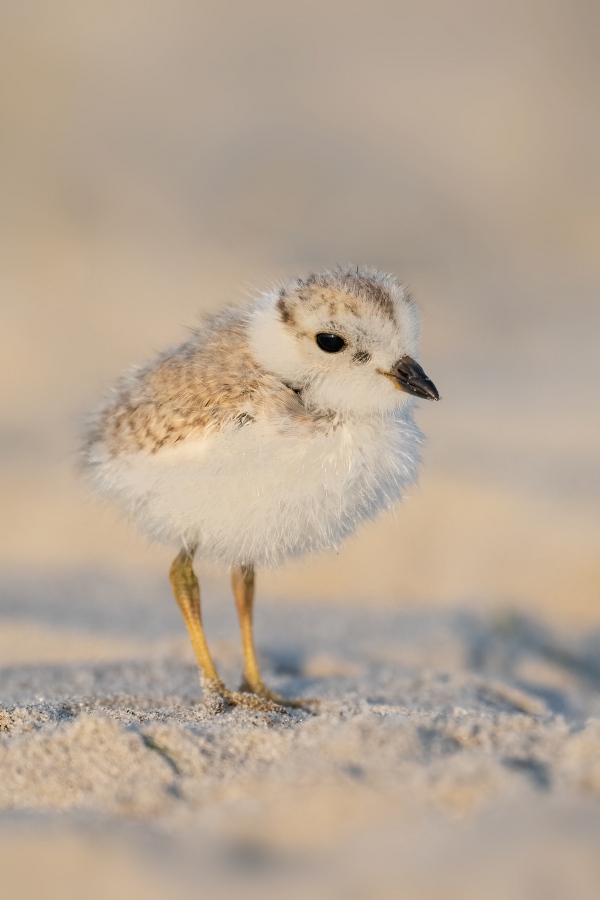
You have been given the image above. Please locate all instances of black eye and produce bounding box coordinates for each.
[315,333,346,353]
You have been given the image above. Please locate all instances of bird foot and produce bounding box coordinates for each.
[202,678,288,715]
[239,678,320,712]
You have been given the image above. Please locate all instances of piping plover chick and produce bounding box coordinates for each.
[83,267,439,712]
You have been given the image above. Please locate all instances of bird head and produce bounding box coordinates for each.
[249,267,439,416]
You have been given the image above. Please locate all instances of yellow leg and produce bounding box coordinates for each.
[232,565,262,689]
[232,565,316,710]
[170,549,287,713]
[169,548,220,687]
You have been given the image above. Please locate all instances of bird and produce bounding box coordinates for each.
[82,266,439,712]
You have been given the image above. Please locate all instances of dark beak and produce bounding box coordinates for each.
[386,356,440,401]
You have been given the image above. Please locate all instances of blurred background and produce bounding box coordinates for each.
[1,0,599,629]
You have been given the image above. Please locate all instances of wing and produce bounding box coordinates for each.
[82,310,310,464]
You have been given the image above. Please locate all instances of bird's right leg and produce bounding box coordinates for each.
[232,565,318,711]
[169,548,286,714]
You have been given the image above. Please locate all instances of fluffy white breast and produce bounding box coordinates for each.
[94,409,422,567]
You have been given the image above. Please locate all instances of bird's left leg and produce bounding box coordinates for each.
[232,564,313,709]
[170,549,285,714]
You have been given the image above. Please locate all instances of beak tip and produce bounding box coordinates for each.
[381,358,440,402]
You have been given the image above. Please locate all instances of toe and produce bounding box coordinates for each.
[239,680,319,712]
[225,689,288,714]
[202,679,287,714]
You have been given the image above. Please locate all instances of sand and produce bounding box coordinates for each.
[1,579,600,898]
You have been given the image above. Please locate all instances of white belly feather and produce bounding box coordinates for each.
[93,412,422,567]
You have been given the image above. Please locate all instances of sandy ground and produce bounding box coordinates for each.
[2,577,600,898]
[2,1,600,896]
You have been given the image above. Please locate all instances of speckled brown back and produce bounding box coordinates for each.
[83,310,307,459]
